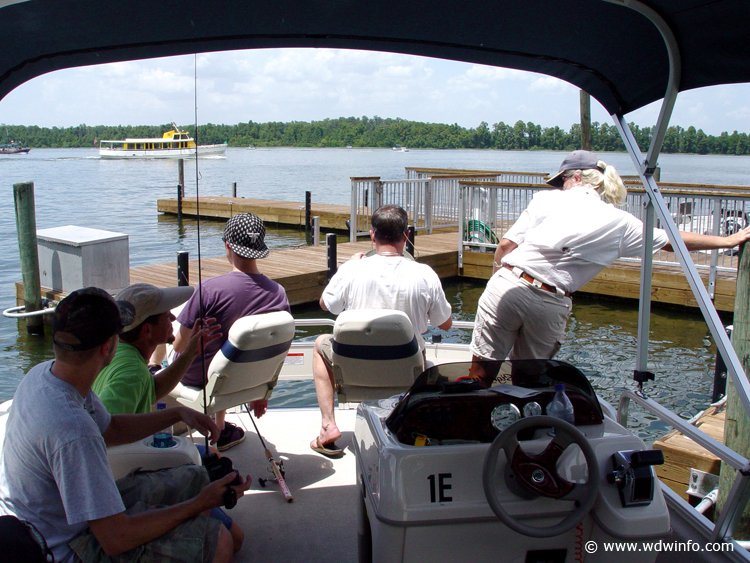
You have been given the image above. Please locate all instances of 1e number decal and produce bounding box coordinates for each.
[427,473,453,502]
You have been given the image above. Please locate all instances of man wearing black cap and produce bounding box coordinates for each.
[0,287,249,563]
[173,213,291,451]
[470,150,750,376]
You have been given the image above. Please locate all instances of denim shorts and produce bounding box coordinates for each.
[70,465,221,563]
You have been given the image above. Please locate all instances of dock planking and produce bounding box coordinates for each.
[14,232,740,312]
[157,196,352,230]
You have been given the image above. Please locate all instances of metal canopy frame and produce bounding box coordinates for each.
[2,0,750,540]
[613,0,750,540]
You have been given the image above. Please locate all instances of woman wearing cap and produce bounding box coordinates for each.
[469,150,750,373]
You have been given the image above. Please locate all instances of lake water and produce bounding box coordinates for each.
[1,147,748,442]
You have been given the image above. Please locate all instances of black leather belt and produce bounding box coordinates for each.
[503,265,571,297]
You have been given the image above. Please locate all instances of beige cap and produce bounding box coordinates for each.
[116,283,194,333]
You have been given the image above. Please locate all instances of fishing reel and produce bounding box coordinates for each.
[258,458,286,488]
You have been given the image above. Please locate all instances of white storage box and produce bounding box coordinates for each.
[37,225,129,294]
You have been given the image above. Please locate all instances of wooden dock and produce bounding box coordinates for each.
[157,197,352,231]
[654,404,725,502]
[16,231,740,313]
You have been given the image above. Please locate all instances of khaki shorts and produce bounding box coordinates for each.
[470,267,572,361]
[70,465,221,563]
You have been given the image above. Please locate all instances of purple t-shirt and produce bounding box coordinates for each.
[178,271,291,387]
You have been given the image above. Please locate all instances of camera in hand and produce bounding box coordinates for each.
[203,453,242,509]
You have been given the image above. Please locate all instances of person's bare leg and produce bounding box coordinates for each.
[311,335,341,446]
[213,525,235,563]
[229,522,244,553]
[215,410,226,431]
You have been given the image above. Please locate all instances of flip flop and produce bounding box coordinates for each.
[310,437,344,458]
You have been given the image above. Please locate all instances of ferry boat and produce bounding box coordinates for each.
[3,1,750,563]
[98,123,227,159]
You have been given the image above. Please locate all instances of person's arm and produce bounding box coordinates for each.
[662,226,750,253]
[102,406,219,447]
[172,323,192,354]
[88,471,251,556]
[492,238,519,273]
[438,317,452,330]
[153,318,221,399]
[319,296,329,312]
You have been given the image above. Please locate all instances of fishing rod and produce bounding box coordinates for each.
[247,407,294,502]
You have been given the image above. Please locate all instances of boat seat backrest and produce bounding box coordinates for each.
[169,311,295,415]
[332,309,424,404]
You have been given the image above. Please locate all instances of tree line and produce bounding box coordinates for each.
[2,117,750,155]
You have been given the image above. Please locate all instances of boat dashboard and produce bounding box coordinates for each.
[385,359,604,445]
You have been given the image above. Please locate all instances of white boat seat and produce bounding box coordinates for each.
[107,436,202,481]
[169,311,295,415]
[332,309,424,404]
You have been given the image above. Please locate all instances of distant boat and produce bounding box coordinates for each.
[346,145,353,149]
[392,145,409,152]
[0,142,30,154]
[98,123,227,159]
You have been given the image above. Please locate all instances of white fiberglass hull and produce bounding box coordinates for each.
[98,143,227,159]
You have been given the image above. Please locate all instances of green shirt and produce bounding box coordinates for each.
[92,342,156,414]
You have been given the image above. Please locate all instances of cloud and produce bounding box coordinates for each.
[2,48,750,136]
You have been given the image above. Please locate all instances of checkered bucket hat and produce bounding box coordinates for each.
[223,213,269,259]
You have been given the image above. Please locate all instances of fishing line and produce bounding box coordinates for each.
[191,52,209,449]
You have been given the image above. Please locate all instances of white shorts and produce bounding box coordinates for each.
[470,267,572,361]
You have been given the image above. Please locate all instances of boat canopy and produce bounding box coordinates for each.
[0,0,749,118]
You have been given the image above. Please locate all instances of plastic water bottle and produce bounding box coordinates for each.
[546,383,575,424]
[152,402,175,448]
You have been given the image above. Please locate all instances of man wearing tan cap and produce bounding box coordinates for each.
[93,282,221,416]
[92,282,244,552]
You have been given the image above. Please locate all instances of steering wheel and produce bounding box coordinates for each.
[482,415,600,538]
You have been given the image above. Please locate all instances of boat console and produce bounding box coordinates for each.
[355,359,670,563]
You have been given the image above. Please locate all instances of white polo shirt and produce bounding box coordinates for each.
[322,254,452,350]
[502,186,669,293]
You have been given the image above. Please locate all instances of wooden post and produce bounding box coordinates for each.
[716,242,750,535]
[405,225,415,258]
[177,159,185,221]
[13,182,43,335]
[312,216,320,247]
[326,233,337,280]
[580,91,591,151]
[177,184,183,221]
[232,182,237,198]
[305,191,312,245]
[178,159,185,192]
[177,251,189,286]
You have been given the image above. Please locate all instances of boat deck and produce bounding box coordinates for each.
[203,407,734,563]
[209,408,358,563]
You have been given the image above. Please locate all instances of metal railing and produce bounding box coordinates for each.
[350,170,548,241]
[457,181,750,285]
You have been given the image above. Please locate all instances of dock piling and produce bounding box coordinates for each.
[13,182,43,335]
[305,191,312,245]
[326,233,337,280]
[232,182,237,198]
[177,184,183,221]
[177,251,190,286]
[312,216,320,246]
[406,225,415,257]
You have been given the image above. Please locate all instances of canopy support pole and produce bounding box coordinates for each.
[609,0,750,420]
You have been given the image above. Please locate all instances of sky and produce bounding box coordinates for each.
[2,48,750,136]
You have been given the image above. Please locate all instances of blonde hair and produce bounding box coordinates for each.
[572,160,627,205]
